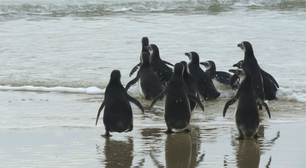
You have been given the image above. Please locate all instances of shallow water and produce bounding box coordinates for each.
[0,91,305,167]
[0,0,305,167]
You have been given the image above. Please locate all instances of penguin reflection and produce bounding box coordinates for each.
[234,138,260,168]
[97,137,134,168]
[150,127,205,168]
[231,126,280,168]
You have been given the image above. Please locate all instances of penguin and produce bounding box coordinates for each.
[149,63,204,133]
[125,52,164,100]
[223,68,271,139]
[233,60,243,69]
[233,60,279,100]
[180,61,198,112]
[237,41,265,102]
[200,60,239,89]
[129,37,150,77]
[146,44,173,85]
[230,60,243,90]
[185,52,220,100]
[95,70,144,136]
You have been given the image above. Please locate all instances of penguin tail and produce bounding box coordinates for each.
[242,129,257,138]
[171,121,188,130]
[112,121,129,133]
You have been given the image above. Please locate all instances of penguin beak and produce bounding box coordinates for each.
[233,63,239,67]
[185,52,191,60]
[229,69,238,74]
[237,42,245,51]
[145,46,152,52]
[200,62,208,67]
[203,62,209,67]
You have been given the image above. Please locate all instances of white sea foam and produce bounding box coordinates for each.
[1,85,305,103]
[276,87,306,103]
[0,0,303,15]
[0,85,105,94]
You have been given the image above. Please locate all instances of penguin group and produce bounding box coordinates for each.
[95,37,279,139]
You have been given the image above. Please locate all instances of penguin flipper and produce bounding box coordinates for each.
[223,96,238,117]
[129,62,141,77]
[149,89,165,111]
[163,60,174,67]
[125,75,140,91]
[266,77,279,90]
[260,69,279,88]
[126,93,144,113]
[194,84,201,100]
[96,100,105,126]
[257,98,271,118]
[188,92,204,111]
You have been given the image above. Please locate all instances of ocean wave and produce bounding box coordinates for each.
[0,0,304,15]
[1,85,305,103]
[0,85,105,94]
[276,87,306,103]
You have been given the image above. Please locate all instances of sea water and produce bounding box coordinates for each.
[0,0,305,167]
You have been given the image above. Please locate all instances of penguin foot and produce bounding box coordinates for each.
[102,131,111,137]
[236,136,245,140]
[166,128,174,134]
[101,134,112,137]
[184,128,191,133]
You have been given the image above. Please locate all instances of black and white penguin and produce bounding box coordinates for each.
[146,44,173,85]
[223,68,271,139]
[95,70,144,136]
[125,52,164,100]
[238,41,265,102]
[200,60,239,89]
[180,61,198,112]
[129,37,150,77]
[233,60,279,100]
[233,60,243,69]
[149,63,204,133]
[185,52,220,100]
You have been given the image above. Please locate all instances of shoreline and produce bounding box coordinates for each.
[0,122,304,168]
[0,90,305,167]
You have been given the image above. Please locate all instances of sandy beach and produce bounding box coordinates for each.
[0,91,305,168]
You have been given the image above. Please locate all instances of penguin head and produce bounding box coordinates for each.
[141,37,149,53]
[173,63,184,77]
[110,70,121,84]
[233,60,243,68]
[141,37,149,46]
[237,41,254,55]
[229,68,251,83]
[146,44,160,58]
[185,52,199,64]
[202,60,215,70]
[180,61,188,68]
[140,52,150,65]
[180,61,189,74]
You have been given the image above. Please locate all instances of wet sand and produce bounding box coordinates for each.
[0,91,305,168]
